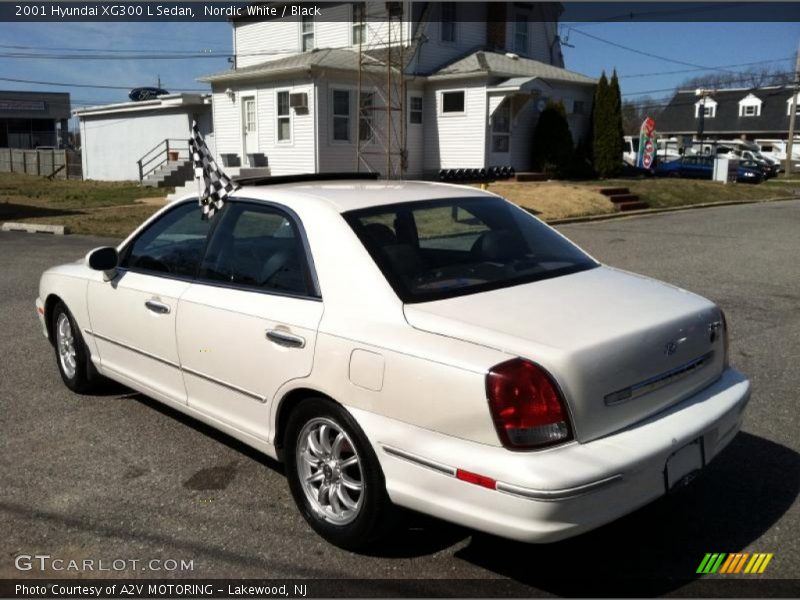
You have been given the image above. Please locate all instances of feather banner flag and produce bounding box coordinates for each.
[189,120,239,219]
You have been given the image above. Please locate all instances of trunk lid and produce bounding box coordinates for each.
[404,266,725,443]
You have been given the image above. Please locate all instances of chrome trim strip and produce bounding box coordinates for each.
[86,329,265,404]
[381,445,457,476]
[381,444,623,501]
[181,366,266,403]
[85,329,180,369]
[496,474,623,502]
[604,352,714,406]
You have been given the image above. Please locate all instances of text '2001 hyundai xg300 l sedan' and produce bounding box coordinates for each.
[36,176,750,550]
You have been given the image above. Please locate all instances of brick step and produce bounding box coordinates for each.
[513,172,549,182]
[608,193,640,203]
[597,187,630,196]
[616,201,650,211]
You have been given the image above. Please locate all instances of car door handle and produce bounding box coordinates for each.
[144,299,171,315]
[266,329,305,348]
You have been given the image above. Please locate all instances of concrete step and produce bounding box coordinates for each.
[598,187,630,196]
[142,160,193,188]
[616,201,650,211]
[608,193,640,204]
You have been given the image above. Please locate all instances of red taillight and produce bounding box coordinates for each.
[486,358,572,449]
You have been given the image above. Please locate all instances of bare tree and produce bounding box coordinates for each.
[680,65,793,90]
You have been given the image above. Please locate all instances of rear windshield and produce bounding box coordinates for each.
[344,196,598,303]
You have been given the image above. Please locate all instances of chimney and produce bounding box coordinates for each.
[486,3,507,51]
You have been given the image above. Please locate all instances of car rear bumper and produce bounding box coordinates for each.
[352,367,750,543]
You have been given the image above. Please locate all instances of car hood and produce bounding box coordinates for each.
[404,266,726,442]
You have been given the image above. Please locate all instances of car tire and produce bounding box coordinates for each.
[285,397,395,550]
[51,301,98,393]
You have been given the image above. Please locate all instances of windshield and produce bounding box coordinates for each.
[344,196,598,303]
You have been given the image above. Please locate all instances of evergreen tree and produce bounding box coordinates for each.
[592,72,615,177]
[531,100,574,175]
[609,70,625,174]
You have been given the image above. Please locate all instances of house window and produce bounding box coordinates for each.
[492,101,510,153]
[741,104,758,117]
[440,4,456,42]
[244,98,256,133]
[788,100,800,116]
[301,16,314,51]
[352,2,366,45]
[573,100,586,115]
[441,90,465,114]
[277,91,291,142]
[514,14,529,53]
[359,91,374,141]
[333,89,350,141]
[409,96,423,124]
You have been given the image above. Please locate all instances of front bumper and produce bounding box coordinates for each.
[353,367,750,543]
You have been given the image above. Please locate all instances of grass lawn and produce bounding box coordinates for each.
[572,177,799,209]
[0,173,169,237]
[480,182,617,220]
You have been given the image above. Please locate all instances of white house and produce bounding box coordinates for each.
[74,94,212,182]
[200,2,596,178]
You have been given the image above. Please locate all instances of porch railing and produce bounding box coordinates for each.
[136,138,191,182]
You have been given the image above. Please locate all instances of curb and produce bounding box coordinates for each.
[1,222,69,235]
[547,195,800,225]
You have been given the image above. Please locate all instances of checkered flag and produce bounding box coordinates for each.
[189,120,239,219]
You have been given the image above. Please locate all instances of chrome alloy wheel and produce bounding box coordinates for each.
[296,417,365,525]
[56,312,77,379]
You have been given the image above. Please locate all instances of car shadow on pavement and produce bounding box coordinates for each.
[452,432,799,595]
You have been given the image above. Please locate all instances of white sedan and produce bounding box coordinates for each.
[36,177,750,549]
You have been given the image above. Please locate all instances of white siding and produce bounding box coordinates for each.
[212,80,315,175]
[424,80,487,172]
[313,74,424,178]
[80,108,210,181]
[411,4,487,75]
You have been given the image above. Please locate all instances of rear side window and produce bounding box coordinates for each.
[197,203,313,297]
[345,197,597,303]
[121,201,211,278]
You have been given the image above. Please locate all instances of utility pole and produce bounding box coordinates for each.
[786,47,800,175]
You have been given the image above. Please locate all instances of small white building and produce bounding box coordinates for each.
[74,94,212,182]
[200,3,596,178]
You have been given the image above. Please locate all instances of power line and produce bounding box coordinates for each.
[622,70,795,98]
[567,28,738,74]
[619,56,794,79]
[0,76,208,92]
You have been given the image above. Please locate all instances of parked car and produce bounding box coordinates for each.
[655,155,713,179]
[737,160,765,183]
[36,176,750,549]
[734,150,778,178]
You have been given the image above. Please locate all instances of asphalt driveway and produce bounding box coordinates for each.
[1,200,798,595]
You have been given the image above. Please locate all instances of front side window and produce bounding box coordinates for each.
[441,90,465,114]
[333,89,350,141]
[198,203,312,296]
[121,201,211,278]
[409,95,423,124]
[440,4,456,42]
[352,2,366,44]
[514,14,529,53]
[301,16,315,51]
[277,91,291,141]
[345,197,597,303]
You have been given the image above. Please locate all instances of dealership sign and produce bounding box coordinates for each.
[636,116,656,169]
[129,87,169,102]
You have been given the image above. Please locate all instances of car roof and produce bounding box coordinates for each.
[204,180,500,213]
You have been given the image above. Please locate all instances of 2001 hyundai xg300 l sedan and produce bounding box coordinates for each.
[36,179,750,549]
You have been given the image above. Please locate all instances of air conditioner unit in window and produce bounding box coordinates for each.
[289,93,308,110]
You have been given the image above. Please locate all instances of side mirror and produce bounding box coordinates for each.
[85,247,119,280]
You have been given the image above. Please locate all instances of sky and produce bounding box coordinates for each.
[0,18,798,129]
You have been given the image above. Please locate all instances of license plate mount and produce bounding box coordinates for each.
[665,438,705,492]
